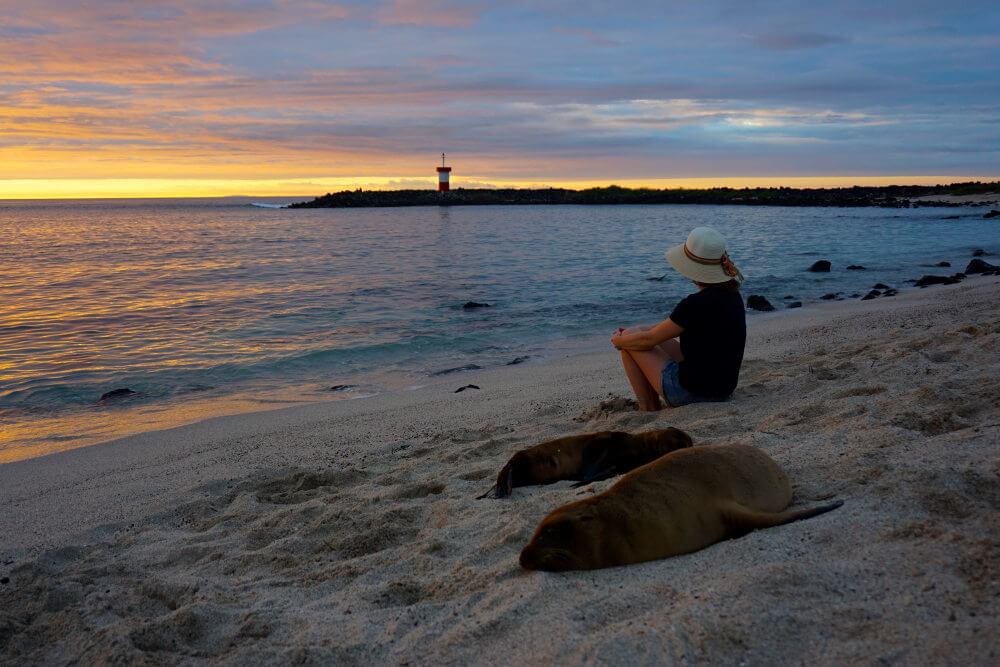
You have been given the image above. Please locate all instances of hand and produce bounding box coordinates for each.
[611,328,625,349]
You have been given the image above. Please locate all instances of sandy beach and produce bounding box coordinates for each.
[1,276,998,665]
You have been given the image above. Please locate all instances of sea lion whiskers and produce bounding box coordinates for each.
[519,507,602,571]
[520,545,576,571]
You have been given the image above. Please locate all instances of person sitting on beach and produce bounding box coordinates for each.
[611,226,746,410]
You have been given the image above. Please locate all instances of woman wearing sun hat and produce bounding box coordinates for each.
[611,226,746,410]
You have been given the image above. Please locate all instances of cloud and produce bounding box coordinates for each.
[553,26,620,47]
[376,0,487,28]
[1,0,998,185]
[748,31,848,50]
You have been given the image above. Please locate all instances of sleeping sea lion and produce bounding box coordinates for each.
[519,443,843,571]
[478,428,692,499]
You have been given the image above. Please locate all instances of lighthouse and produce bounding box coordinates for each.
[436,153,452,192]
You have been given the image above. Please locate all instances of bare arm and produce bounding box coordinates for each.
[612,318,684,351]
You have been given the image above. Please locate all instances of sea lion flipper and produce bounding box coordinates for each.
[476,484,498,500]
[571,466,619,487]
[578,444,613,482]
[723,499,844,534]
[482,464,515,499]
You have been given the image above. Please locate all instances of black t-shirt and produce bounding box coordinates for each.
[668,286,746,398]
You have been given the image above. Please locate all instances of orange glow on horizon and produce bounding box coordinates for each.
[2,175,998,200]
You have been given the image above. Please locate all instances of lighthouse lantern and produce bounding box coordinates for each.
[436,153,452,192]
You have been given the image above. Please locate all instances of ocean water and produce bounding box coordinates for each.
[1,198,995,460]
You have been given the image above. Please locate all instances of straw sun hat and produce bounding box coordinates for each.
[665,227,745,284]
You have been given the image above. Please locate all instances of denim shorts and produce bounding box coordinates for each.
[660,360,727,407]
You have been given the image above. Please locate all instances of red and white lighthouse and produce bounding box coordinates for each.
[436,153,452,192]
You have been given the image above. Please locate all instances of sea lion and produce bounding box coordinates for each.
[520,443,843,571]
[478,428,693,499]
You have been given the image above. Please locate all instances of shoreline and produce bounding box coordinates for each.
[6,263,996,465]
[2,276,998,663]
[2,275,997,549]
[290,182,1000,209]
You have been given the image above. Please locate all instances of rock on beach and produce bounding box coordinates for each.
[966,259,999,274]
[746,295,775,311]
[98,388,138,402]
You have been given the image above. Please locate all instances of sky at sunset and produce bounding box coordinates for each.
[2,0,999,198]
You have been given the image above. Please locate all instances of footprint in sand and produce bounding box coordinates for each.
[129,603,230,654]
[368,580,427,608]
[457,468,493,481]
[891,411,969,436]
[573,395,639,422]
[391,482,446,499]
[325,507,425,559]
[254,469,369,505]
[784,402,828,426]
[832,385,887,399]
[428,424,513,445]
[924,349,959,363]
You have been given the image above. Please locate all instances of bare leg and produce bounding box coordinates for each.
[660,338,683,361]
[619,350,662,411]
[617,325,685,410]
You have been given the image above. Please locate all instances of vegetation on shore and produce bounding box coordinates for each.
[290,181,1000,209]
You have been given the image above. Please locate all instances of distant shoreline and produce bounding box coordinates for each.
[290,181,1000,209]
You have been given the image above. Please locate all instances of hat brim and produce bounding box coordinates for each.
[665,244,736,284]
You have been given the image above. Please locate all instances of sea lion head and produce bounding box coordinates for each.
[519,504,604,571]
[638,427,693,451]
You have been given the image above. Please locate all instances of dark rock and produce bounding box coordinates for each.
[746,295,775,312]
[783,295,796,300]
[431,364,482,376]
[786,301,802,309]
[861,290,881,300]
[454,384,480,393]
[846,265,866,270]
[983,209,1000,219]
[462,301,492,310]
[99,388,137,402]
[807,260,832,272]
[645,274,666,281]
[0,577,8,585]
[972,249,988,257]
[883,289,898,297]
[328,384,358,392]
[873,283,890,290]
[820,293,838,300]
[966,259,1000,274]
[506,356,529,366]
[915,274,963,287]
[850,293,861,298]
[934,261,951,268]
[941,215,961,220]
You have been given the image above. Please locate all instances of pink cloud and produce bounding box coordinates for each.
[376,0,486,28]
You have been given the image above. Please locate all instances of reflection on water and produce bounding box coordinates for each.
[0,198,993,459]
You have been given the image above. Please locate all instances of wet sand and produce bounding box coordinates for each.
[1,277,998,665]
